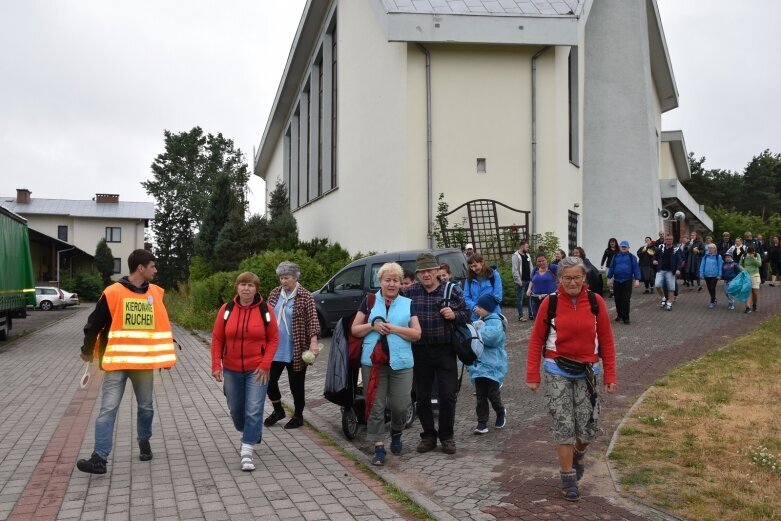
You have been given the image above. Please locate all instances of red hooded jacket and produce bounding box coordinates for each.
[211,295,279,374]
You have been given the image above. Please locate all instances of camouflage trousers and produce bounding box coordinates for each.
[543,371,602,445]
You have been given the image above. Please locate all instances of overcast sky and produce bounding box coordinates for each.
[1,1,779,215]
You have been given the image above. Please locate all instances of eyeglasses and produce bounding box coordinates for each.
[561,275,584,283]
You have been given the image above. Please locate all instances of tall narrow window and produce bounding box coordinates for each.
[568,47,580,166]
[331,25,337,189]
[318,57,324,196]
[57,225,68,242]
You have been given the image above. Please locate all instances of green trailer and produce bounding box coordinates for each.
[0,206,35,340]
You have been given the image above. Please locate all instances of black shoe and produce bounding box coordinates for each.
[416,437,437,453]
[441,439,457,454]
[698,286,703,292]
[284,415,304,429]
[753,304,757,311]
[138,440,152,461]
[614,316,622,322]
[623,318,630,324]
[264,409,286,427]
[77,452,107,474]
[745,308,752,314]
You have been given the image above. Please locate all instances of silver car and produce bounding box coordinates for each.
[62,290,80,307]
[35,287,67,310]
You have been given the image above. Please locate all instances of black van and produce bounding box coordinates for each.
[313,248,467,334]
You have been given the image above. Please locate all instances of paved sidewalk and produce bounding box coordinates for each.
[271,283,781,521]
[0,308,415,521]
[1,283,778,521]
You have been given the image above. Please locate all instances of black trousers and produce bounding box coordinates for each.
[474,377,504,423]
[267,361,307,416]
[704,277,718,303]
[413,343,458,442]
[613,280,633,320]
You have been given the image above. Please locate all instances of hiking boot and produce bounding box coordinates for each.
[138,440,152,461]
[416,437,437,453]
[473,421,488,435]
[76,452,107,475]
[441,439,456,454]
[495,408,507,429]
[264,409,286,427]
[284,415,304,429]
[560,470,580,501]
[372,445,386,466]
[390,430,403,455]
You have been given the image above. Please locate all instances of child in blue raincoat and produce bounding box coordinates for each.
[469,294,508,434]
[721,253,742,310]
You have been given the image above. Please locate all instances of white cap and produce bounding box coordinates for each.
[465,243,474,250]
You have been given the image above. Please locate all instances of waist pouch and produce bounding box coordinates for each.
[554,357,590,374]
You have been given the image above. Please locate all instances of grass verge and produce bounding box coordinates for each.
[313,430,435,520]
[610,314,781,520]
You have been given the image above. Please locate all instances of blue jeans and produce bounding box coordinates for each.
[223,368,268,445]
[94,369,154,459]
[515,282,531,318]
[529,295,545,321]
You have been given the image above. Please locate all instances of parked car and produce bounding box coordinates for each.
[313,248,468,334]
[34,287,67,310]
[62,290,79,307]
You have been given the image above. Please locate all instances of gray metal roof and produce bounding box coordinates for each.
[0,197,154,220]
[381,0,583,17]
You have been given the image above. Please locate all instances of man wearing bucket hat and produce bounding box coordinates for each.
[403,252,470,454]
[606,241,640,324]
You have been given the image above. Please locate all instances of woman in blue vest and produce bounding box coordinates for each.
[352,262,422,466]
[464,253,503,321]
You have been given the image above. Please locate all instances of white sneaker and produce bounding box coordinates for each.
[660,299,667,308]
[241,455,255,471]
[665,303,672,311]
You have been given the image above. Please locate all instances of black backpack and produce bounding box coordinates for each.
[443,282,480,366]
[221,299,271,360]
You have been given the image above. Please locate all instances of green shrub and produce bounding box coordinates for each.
[190,271,240,314]
[74,272,104,302]
[496,264,517,307]
[239,250,329,297]
[164,284,215,330]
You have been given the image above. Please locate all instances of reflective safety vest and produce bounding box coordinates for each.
[101,282,176,371]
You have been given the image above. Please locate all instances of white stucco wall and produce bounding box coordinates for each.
[659,141,677,180]
[583,0,664,258]
[262,2,585,257]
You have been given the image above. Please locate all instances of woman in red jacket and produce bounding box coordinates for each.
[211,272,279,471]
[525,257,617,502]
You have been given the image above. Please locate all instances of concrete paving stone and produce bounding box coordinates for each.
[54,507,83,519]
[328,513,357,521]
[277,507,307,519]
[203,510,230,521]
[177,507,207,518]
[250,505,276,517]
[337,496,364,508]
[105,512,130,521]
[78,510,107,521]
[303,510,330,521]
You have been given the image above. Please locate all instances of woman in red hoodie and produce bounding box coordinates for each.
[211,272,279,471]
[526,257,617,502]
